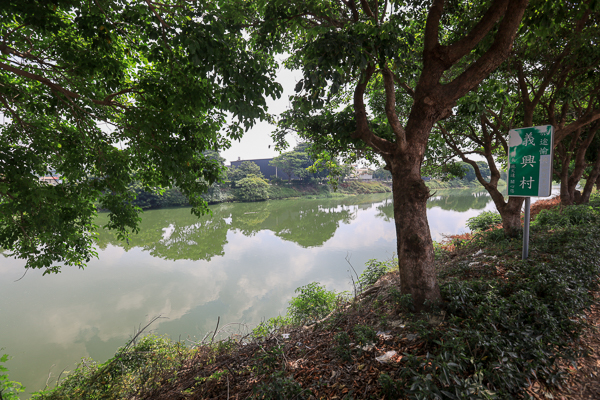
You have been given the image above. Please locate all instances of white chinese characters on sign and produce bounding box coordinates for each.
[523,132,535,146]
[521,155,536,167]
[520,176,534,189]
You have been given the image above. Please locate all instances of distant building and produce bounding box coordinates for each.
[229,158,299,181]
[351,165,374,180]
[39,171,61,185]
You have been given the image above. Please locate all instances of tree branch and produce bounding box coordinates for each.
[441,0,510,67]
[441,0,529,105]
[352,64,396,155]
[382,66,407,146]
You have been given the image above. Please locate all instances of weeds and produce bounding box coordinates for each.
[286,282,338,325]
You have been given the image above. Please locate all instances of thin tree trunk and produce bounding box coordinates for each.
[579,148,600,204]
[390,153,441,312]
[484,184,523,237]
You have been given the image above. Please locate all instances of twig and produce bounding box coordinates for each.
[211,316,220,344]
[55,367,68,387]
[14,268,28,282]
[122,315,166,353]
[345,253,360,297]
[43,364,56,390]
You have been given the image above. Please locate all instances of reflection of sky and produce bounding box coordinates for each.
[1,191,502,396]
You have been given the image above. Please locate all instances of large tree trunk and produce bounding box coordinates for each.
[390,150,441,311]
[496,197,524,237]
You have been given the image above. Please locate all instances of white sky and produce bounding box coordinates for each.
[221,65,303,164]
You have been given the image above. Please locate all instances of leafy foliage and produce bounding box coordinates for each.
[466,211,503,231]
[286,282,338,325]
[0,0,281,272]
[269,143,315,182]
[228,161,264,187]
[32,335,191,400]
[0,353,24,400]
[357,258,395,290]
[532,195,600,228]
[251,373,311,400]
[235,174,270,202]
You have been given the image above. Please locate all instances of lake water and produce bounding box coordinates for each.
[1,188,499,397]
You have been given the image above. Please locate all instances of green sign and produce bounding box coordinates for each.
[508,125,554,197]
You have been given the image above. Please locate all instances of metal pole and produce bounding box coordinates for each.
[522,197,531,260]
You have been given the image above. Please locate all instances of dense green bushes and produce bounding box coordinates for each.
[234,174,270,202]
[466,210,503,231]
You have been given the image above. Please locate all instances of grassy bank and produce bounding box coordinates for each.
[267,180,391,200]
[11,195,600,399]
[425,179,507,190]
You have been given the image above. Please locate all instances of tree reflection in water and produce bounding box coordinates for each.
[94,194,392,260]
[376,189,493,221]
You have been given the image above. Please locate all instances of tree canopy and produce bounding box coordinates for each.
[0,0,281,272]
[260,0,535,309]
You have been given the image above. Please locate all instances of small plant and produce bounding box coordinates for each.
[333,331,352,362]
[251,373,310,399]
[466,211,502,231]
[253,346,284,374]
[378,372,401,399]
[390,289,414,313]
[357,258,395,290]
[252,316,292,339]
[287,282,337,325]
[0,353,24,400]
[352,325,377,346]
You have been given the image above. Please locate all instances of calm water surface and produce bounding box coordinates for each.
[1,189,498,396]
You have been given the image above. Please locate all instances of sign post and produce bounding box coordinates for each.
[507,125,554,259]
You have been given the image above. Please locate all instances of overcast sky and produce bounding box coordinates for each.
[220,65,303,165]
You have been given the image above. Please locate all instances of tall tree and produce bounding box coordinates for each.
[0,0,281,272]
[264,0,530,309]
[438,4,600,236]
[270,143,313,182]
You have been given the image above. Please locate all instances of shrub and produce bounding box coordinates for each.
[352,325,377,345]
[0,353,24,400]
[466,211,502,231]
[287,282,337,325]
[357,258,395,291]
[532,203,600,228]
[235,174,270,202]
[333,332,352,362]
